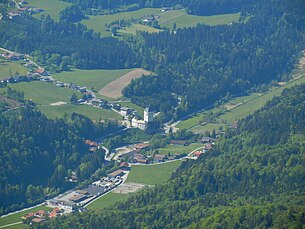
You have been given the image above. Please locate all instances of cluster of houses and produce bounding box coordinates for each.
[7,0,44,20]
[22,208,61,224]
[118,142,185,164]
[85,139,99,152]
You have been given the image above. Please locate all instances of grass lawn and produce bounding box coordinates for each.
[219,75,305,123]
[2,223,29,229]
[0,61,27,78]
[8,81,81,105]
[157,143,203,155]
[126,160,182,185]
[53,68,134,91]
[119,23,162,35]
[82,8,160,37]
[87,193,130,210]
[0,206,51,227]
[191,123,223,134]
[158,10,240,29]
[38,104,121,121]
[116,101,144,118]
[25,0,71,21]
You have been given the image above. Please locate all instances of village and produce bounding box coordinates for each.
[18,133,215,225]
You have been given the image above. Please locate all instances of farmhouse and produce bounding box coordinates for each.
[35,68,49,76]
[200,137,216,143]
[108,170,125,179]
[133,143,150,151]
[137,159,148,164]
[154,154,167,163]
[120,162,130,170]
[49,208,61,218]
[1,52,21,61]
[31,218,45,223]
[194,151,203,157]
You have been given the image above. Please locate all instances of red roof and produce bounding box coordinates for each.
[134,143,150,150]
[120,162,129,167]
[137,159,148,163]
[36,210,46,216]
[194,151,203,157]
[32,218,45,223]
[36,68,45,74]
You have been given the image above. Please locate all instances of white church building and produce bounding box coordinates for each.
[131,107,154,130]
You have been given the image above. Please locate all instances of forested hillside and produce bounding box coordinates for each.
[63,0,254,15]
[123,0,305,120]
[0,15,137,70]
[0,97,119,214]
[39,84,305,228]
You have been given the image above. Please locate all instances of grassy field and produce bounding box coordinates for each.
[8,81,81,105]
[119,23,162,35]
[38,104,122,121]
[0,61,28,78]
[157,143,203,155]
[158,10,240,29]
[82,8,160,37]
[126,160,182,185]
[0,206,51,228]
[25,0,71,21]
[190,73,305,133]
[218,75,305,123]
[53,68,134,91]
[87,193,130,210]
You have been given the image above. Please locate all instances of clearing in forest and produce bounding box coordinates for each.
[99,68,151,98]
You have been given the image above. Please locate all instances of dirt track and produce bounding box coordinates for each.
[99,68,151,98]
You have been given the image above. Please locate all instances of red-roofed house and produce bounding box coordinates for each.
[194,151,203,157]
[119,162,130,170]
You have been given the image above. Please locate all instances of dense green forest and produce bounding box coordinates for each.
[0,93,120,214]
[38,84,305,228]
[62,0,255,15]
[0,15,137,71]
[123,0,305,120]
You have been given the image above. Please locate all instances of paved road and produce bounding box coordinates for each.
[0,222,22,228]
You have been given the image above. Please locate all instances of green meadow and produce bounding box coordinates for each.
[53,68,134,91]
[38,104,121,121]
[0,206,51,228]
[126,160,182,185]
[158,10,240,29]
[26,0,71,21]
[8,81,81,105]
[0,61,28,78]
[87,193,130,210]
[119,23,162,35]
[157,143,203,155]
[82,8,160,37]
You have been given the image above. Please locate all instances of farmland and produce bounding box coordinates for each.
[158,10,240,29]
[181,71,305,134]
[25,0,71,21]
[0,61,28,78]
[53,68,134,93]
[87,193,130,211]
[126,160,182,185]
[82,8,160,37]
[8,81,81,105]
[119,23,162,35]
[0,206,51,228]
[38,104,121,121]
[157,143,203,155]
[99,68,151,98]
